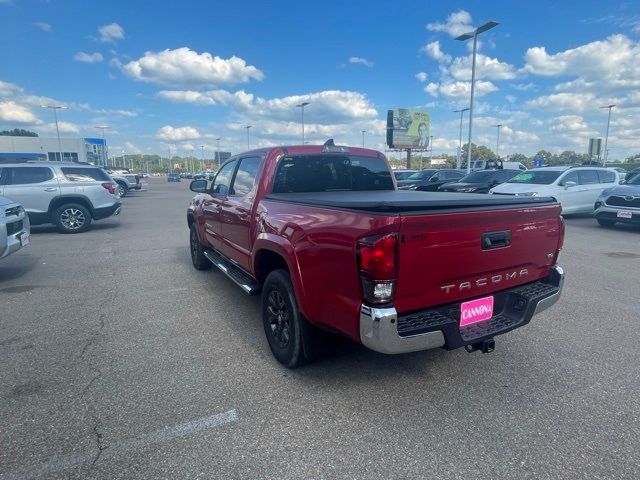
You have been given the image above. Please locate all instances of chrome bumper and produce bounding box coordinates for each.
[533,265,564,315]
[360,265,564,355]
[359,305,445,355]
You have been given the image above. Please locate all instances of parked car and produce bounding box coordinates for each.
[396,169,466,191]
[0,162,121,233]
[612,167,627,181]
[0,197,30,259]
[168,173,181,182]
[103,168,141,197]
[490,166,620,214]
[439,169,521,193]
[392,169,418,181]
[594,172,640,227]
[187,140,564,367]
[625,168,640,182]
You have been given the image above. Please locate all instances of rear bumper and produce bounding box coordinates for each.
[93,202,122,220]
[359,265,564,355]
[595,207,640,225]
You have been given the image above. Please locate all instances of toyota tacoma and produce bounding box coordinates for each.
[187,141,565,367]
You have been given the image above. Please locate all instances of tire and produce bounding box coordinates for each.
[117,182,128,197]
[597,219,616,227]
[262,269,308,368]
[189,223,212,270]
[54,203,92,234]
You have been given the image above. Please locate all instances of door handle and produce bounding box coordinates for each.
[44,187,58,192]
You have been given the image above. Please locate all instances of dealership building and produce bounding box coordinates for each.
[0,136,107,164]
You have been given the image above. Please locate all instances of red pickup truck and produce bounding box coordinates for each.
[187,141,564,367]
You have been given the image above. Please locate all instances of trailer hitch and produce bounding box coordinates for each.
[465,338,495,354]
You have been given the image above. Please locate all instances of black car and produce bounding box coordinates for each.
[167,173,181,182]
[392,169,418,181]
[396,169,465,191]
[438,169,521,193]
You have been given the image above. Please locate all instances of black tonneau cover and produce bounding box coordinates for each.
[263,190,555,213]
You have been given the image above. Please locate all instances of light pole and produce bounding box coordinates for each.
[168,147,172,174]
[296,102,310,144]
[41,105,67,161]
[493,124,503,159]
[200,145,205,171]
[453,107,469,169]
[216,137,221,170]
[600,104,615,165]
[244,125,252,150]
[361,130,366,148]
[456,20,499,173]
[94,125,110,166]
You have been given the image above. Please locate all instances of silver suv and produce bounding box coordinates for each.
[0,162,122,233]
[0,196,30,259]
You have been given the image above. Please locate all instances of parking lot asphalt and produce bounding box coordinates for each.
[1,178,639,479]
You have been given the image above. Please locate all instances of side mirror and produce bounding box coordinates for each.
[563,181,577,189]
[430,176,438,182]
[190,179,208,193]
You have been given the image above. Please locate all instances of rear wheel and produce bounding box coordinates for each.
[597,218,616,227]
[117,182,128,197]
[54,203,92,233]
[189,223,212,270]
[262,269,308,368]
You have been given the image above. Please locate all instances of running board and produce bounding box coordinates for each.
[203,249,261,295]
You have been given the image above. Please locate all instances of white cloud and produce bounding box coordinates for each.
[40,121,80,134]
[525,92,596,112]
[156,125,201,141]
[157,89,254,109]
[74,52,104,63]
[158,89,378,124]
[523,34,640,91]
[124,141,143,154]
[98,23,125,43]
[0,80,23,97]
[0,101,40,124]
[448,53,517,81]
[421,41,451,63]
[33,22,51,31]
[425,81,497,100]
[415,72,428,82]
[426,10,474,37]
[349,57,374,67]
[511,82,536,92]
[122,48,264,87]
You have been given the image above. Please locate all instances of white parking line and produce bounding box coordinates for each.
[1,409,237,480]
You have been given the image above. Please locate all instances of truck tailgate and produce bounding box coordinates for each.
[395,203,562,313]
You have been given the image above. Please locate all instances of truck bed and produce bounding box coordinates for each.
[263,190,555,213]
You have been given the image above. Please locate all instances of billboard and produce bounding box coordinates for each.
[386,109,430,149]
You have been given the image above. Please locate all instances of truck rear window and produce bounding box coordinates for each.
[61,167,111,182]
[273,155,393,193]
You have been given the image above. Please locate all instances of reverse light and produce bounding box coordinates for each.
[101,182,116,195]
[357,233,397,304]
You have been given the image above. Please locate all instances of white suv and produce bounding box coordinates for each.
[0,162,122,233]
[489,166,620,214]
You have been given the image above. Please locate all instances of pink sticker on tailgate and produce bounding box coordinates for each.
[460,296,494,327]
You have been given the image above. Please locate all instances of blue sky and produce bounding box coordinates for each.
[1,0,639,160]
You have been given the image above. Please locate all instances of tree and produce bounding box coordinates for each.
[461,143,497,163]
[0,128,38,137]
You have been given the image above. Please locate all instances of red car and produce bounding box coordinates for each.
[187,141,565,367]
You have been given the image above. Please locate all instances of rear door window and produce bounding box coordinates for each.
[273,155,393,193]
[597,170,616,183]
[578,170,599,185]
[61,167,111,182]
[8,167,54,185]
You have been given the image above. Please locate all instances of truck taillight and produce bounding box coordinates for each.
[101,182,115,194]
[357,233,397,304]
